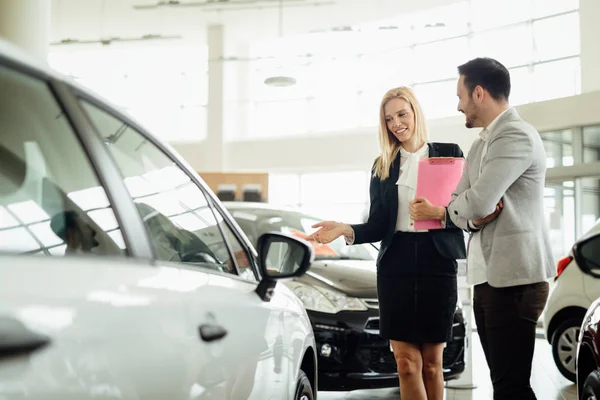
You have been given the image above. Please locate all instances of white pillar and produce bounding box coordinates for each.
[580,0,600,93]
[0,0,51,62]
[205,24,225,172]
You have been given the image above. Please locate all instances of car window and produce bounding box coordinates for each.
[230,215,259,246]
[209,202,257,282]
[581,235,600,268]
[80,101,243,276]
[0,64,126,257]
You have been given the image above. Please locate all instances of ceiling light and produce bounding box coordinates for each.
[264,76,297,87]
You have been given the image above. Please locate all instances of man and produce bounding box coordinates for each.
[446,57,555,400]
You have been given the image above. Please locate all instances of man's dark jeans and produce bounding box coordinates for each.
[473,281,549,400]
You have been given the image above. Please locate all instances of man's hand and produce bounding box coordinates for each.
[410,197,445,221]
[473,200,503,228]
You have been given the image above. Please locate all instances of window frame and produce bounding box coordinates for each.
[70,86,261,280]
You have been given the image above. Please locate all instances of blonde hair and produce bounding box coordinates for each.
[373,86,428,180]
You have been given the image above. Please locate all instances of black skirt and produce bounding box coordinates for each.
[377,231,458,343]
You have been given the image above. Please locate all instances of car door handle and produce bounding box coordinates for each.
[198,323,228,342]
[0,316,51,357]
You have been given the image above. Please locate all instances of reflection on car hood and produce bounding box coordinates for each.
[302,259,377,299]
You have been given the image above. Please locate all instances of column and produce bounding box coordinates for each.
[580,0,600,93]
[0,0,51,61]
[205,24,225,172]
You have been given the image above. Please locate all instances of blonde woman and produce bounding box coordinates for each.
[307,87,466,400]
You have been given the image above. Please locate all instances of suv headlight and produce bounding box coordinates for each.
[285,281,367,314]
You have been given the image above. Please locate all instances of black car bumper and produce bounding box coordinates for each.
[310,307,466,391]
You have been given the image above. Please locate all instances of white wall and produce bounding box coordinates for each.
[172,90,600,172]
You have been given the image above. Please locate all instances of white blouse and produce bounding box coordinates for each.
[344,142,430,245]
[395,142,429,232]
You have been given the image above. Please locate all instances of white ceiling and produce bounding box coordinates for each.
[50,0,461,52]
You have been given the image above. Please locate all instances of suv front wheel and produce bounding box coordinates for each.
[294,369,314,400]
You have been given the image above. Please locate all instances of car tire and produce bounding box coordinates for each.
[294,369,314,400]
[551,318,581,382]
[582,370,600,400]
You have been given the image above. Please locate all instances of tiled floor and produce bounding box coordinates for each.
[318,332,576,400]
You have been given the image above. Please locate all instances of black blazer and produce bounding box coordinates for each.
[351,142,467,266]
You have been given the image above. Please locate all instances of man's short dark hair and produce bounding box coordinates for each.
[457,57,511,101]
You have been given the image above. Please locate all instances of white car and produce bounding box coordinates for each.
[543,218,600,382]
[0,39,317,400]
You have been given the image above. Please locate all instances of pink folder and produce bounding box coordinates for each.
[414,157,465,230]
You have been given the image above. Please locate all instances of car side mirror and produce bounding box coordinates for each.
[255,232,314,302]
[574,235,600,278]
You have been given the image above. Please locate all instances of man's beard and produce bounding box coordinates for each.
[465,108,477,129]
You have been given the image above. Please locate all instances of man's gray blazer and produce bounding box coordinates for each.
[447,108,555,287]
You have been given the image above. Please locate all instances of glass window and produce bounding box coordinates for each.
[583,126,600,163]
[251,99,309,137]
[82,102,249,276]
[268,173,301,206]
[357,89,385,128]
[533,58,581,102]
[470,0,532,31]
[300,171,369,205]
[413,79,458,119]
[413,37,469,82]
[49,44,209,142]
[410,1,470,44]
[307,59,359,97]
[357,49,414,93]
[541,130,574,167]
[299,171,369,223]
[470,24,534,68]
[300,203,367,225]
[309,94,359,132]
[509,66,533,106]
[127,105,207,142]
[208,201,257,282]
[581,177,600,234]
[0,65,125,256]
[533,13,580,62]
[544,181,576,263]
[533,0,579,19]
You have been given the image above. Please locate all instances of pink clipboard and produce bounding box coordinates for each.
[414,157,465,230]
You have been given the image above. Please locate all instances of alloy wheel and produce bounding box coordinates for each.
[557,326,580,373]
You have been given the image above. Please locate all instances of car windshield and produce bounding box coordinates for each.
[230,208,377,261]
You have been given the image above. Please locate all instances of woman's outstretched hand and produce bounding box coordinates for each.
[306,221,351,244]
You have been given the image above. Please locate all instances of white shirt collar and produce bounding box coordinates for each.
[399,141,429,157]
[397,142,428,189]
[480,107,511,141]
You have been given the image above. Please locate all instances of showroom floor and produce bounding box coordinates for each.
[318,334,576,400]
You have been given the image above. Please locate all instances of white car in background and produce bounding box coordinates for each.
[0,39,317,400]
[543,218,600,382]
